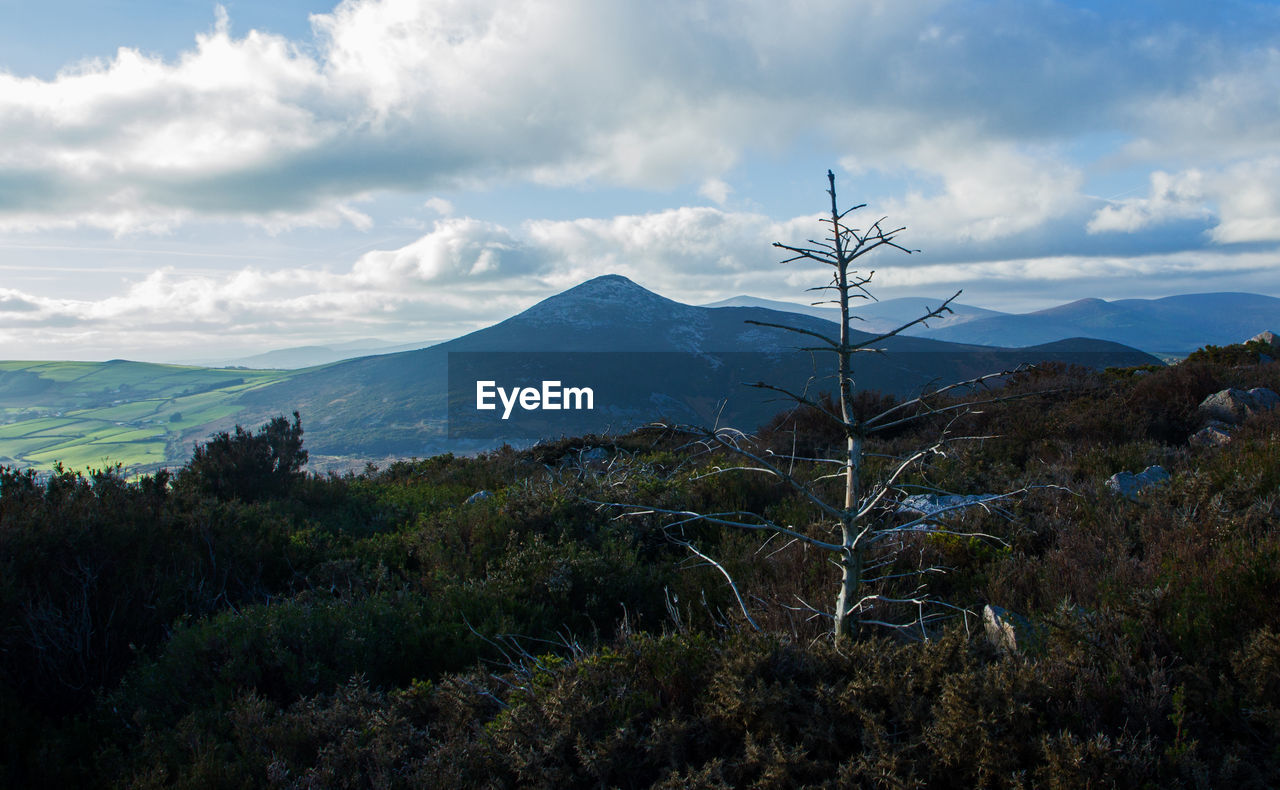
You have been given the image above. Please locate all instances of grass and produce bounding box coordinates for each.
[0,360,296,474]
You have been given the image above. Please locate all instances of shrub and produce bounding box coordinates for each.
[178,412,308,502]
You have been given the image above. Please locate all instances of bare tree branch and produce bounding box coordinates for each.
[669,536,761,631]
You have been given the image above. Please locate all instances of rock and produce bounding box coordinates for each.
[983,604,1043,655]
[1106,465,1170,501]
[1249,387,1280,411]
[578,447,610,464]
[1189,422,1233,447]
[1248,330,1279,349]
[897,493,1001,521]
[464,490,493,505]
[1197,387,1280,425]
[1198,388,1253,424]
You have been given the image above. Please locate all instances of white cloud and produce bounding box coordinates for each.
[873,248,1280,302]
[351,217,543,285]
[1087,160,1280,244]
[698,178,733,206]
[1208,157,1280,244]
[424,197,454,216]
[1087,170,1210,234]
[2,0,1276,239]
[865,135,1087,245]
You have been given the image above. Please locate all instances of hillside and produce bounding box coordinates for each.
[3,339,1278,787]
[0,361,292,472]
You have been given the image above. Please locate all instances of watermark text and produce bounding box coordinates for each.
[475,380,595,420]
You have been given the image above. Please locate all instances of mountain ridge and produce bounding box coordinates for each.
[231,274,1158,464]
[710,289,1279,353]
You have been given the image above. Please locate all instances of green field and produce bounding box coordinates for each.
[0,361,296,474]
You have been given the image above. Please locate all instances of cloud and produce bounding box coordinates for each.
[1124,47,1280,165]
[0,290,40,313]
[868,135,1087,245]
[1087,159,1280,244]
[1208,157,1280,244]
[1,0,1278,238]
[698,178,732,206]
[1087,170,1211,234]
[423,197,454,216]
[351,217,544,285]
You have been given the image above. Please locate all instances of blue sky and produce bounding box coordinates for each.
[1,0,1279,361]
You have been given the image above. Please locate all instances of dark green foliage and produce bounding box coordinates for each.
[1184,339,1276,366]
[178,412,307,502]
[99,630,1255,789]
[3,350,1280,787]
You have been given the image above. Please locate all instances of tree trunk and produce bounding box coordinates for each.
[831,168,863,641]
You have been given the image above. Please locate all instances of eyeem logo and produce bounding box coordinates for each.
[475,380,595,420]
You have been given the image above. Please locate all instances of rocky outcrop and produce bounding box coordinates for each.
[464,490,493,505]
[1197,387,1279,426]
[1189,422,1233,448]
[897,493,1001,521]
[983,604,1044,655]
[578,446,610,464]
[1106,465,1170,501]
[1248,330,1279,349]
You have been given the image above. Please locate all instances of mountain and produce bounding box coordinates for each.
[229,275,1158,466]
[920,292,1280,352]
[703,295,1006,334]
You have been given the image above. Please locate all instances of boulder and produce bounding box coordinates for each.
[1250,387,1280,411]
[464,489,494,505]
[1106,465,1170,501]
[1197,387,1279,425]
[1189,422,1233,448]
[578,446,610,464]
[897,493,1001,521]
[983,604,1044,655]
[1248,330,1279,349]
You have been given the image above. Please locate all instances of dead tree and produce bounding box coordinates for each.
[603,170,1042,642]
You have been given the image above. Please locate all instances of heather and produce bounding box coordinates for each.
[2,349,1278,788]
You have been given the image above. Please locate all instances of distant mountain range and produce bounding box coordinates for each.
[923,293,1280,352]
[181,339,436,370]
[707,292,1279,354]
[0,275,1176,472]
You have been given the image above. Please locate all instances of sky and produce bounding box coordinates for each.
[2,0,1279,362]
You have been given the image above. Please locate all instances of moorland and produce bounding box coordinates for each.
[2,338,1279,787]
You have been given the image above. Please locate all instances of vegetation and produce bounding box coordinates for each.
[1,341,1278,787]
[0,360,293,474]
